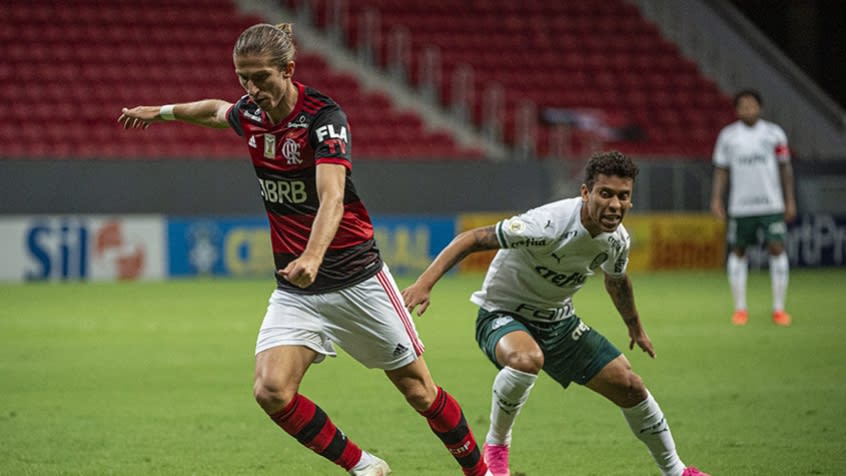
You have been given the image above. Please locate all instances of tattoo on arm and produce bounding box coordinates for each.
[441,226,500,272]
[605,274,639,325]
[471,226,500,250]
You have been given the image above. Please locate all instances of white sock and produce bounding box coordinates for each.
[486,366,537,446]
[621,391,686,476]
[769,253,789,312]
[727,253,748,311]
[352,451,374,471]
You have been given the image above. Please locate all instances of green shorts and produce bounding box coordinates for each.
[475,308,621,388]
[727,213,787,249]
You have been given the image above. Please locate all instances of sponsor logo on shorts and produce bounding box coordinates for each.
[571,321,591,341]
[392,343,409,357]
[491,316,514,330]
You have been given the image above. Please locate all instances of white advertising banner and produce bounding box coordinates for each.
[0,215,166,282]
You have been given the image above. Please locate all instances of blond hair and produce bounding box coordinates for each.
[233,23,296,68]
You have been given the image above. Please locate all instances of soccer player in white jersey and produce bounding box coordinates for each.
[710,89,796,326]
[403,151,709,476]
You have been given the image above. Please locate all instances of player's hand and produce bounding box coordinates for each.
[784,202,797,224]
[278,256,321,289]
[628,326,656,358]
[401,282,431,316]
[118,106,162,130]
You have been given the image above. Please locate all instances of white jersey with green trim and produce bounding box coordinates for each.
[470,197,630,323]
[713,119,790,217]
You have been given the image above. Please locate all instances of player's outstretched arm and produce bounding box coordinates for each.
[118,99,233,130]
[604,273,656,358]
[401,225,499,316]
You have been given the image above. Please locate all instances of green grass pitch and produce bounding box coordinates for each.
[1,269,845,475]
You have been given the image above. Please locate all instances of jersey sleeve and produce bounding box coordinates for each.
[309,106,352,169]
[226,95,250,137]
[600,227,631,276]
[712,127,730,168]
[494,207,558,250]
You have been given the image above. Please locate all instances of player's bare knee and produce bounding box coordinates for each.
[253,377,297,413]
[404,388,434,412]
[617,372,648,407]
[400,381,437,412]
[502,350,543,375]
[768,243,785,255]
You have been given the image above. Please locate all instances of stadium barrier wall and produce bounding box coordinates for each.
[0,215,166,281]
[2,213,843,282]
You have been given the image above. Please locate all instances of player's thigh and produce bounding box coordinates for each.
[540,318,621,389]
[761,213,788,251]
[476,308,539,370]
[254,344,318,395]
[322,265,425,370]
[728,216,759,249]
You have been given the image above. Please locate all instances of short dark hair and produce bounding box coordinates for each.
[583,150,639,190]
[733,89,762,108]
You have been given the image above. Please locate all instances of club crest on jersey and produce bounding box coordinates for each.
[281,138,302,165]
[508,219,526,234]
[263,134,276,159]
[315,124,348,143]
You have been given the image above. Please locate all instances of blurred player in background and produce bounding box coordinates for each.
[710,89,796,327]
[403,151,709,476]
[119,23,489,476]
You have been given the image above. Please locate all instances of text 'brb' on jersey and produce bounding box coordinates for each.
[226,82,381,294]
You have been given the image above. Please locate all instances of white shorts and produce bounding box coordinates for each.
[255,264,425,370]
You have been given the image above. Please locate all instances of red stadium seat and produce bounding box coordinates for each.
[337,0,732,158]
[0,0,733,160]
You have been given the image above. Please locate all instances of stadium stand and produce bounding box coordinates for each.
[292,0,737,158]
[0,0,484,160]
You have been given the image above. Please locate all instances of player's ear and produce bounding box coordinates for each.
[580,184,589,201]
[282,60,295,78]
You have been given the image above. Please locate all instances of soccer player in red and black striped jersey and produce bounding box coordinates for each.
[119,23,489,476]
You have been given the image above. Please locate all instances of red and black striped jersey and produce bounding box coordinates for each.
[226,81,381,294]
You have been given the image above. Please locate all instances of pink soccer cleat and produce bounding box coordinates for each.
[681,466,711,476]
[483,443,510,476]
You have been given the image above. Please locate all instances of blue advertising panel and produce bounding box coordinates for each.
[372,215,455,276]
[166,215,456,278]
[746,213,846,268]
[167,216,274,278]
